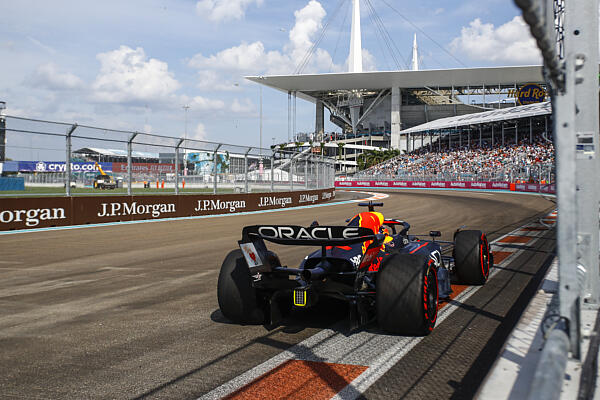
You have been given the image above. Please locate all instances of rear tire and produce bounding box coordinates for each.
[377,254,438,336]
[217,249,265,324]
[454,230,491,285]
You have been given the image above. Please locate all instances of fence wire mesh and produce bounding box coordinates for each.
[0,115,335,196]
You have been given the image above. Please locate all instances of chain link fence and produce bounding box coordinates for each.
[0,115,335,196]
[353,163,555,184]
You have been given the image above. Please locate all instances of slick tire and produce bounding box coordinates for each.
[377,253,438,336]
[453,230,491,285]
[217,249,265,324]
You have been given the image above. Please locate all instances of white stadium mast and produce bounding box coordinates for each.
[349,0,363,73]
[346,0,364,137]
[411,34,419,71]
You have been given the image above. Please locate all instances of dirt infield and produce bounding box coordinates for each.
[0,190,554,399]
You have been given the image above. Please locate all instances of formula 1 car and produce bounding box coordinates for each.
[217,201,493,336]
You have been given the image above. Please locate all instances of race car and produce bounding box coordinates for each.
[217,201,493,336]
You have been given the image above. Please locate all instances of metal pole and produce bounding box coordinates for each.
[479,125,482,147]
[571,0,600,308]
[293,91,297,142]
[175,138,184,195]
[530,117,533,143]
[290,157,294,191]
[288,91,292,142]
[271,152,275,192]
[213,144,222,194]
[305,156,308,189]
[527,326,570,400]
[244,147,252,193]
[127,132,138,196]
[183,105,190,177]
[259,86,263,158]
[65,124,77,196]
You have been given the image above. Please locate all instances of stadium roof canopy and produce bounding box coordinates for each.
[246,65,544,101]
[74,147,159,159]
[398,101,551,134]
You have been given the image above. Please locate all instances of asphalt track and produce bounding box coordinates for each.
[0,190,555,399]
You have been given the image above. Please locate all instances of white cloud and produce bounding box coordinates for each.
[189,1,348,82]
[286,0,327,62]
[30,63,84,91]
[196,0,263,22]
[188,95,225,111]
[231,98,254,113]
[450,16,542,64]
[192,122,207,140]
[91,45,181,103]
[196,70,243,91]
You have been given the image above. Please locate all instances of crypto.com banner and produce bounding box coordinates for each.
[335,180,556,194]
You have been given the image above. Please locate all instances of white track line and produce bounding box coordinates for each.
[199,212,555,400]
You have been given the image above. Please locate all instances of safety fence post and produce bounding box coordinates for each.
[213,144,222,195]
[65,124,77,196]
[174,138,184,195]
[244,147,252,193]
[127,132,139,196]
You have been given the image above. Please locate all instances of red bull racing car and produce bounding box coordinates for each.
[217,201,493,336]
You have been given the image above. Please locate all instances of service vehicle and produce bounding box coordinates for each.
[93,162,117,190]
[217,201,493,335]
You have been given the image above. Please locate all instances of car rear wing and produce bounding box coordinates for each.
[240,225,376,246]
[238,225,384,275]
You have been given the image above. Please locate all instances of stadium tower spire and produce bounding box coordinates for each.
[349,0,363,73]
[411,33,419,71]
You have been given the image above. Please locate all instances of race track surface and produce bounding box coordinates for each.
[0,190,555,399]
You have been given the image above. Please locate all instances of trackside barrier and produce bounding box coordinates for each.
[335,180,556,194]
[0,188,335,231]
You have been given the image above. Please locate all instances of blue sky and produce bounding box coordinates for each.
[0,0,541,157]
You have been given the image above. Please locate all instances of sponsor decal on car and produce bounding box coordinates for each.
[239,242,263,267]
[257,226,361,241]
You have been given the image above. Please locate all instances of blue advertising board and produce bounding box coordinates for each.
[17,161,113,173]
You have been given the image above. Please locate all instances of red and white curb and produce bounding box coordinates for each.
[200,210,556,400]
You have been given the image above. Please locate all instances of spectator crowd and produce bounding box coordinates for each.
[360,133,554,181]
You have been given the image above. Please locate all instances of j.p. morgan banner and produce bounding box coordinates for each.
[0,188,336,231]
[335,180,556,194]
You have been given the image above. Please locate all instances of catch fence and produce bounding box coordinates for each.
[353,162,555,184]
[0,115,336,196]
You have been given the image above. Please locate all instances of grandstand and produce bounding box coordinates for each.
[247,1,548,173]
[355,101,554,184]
